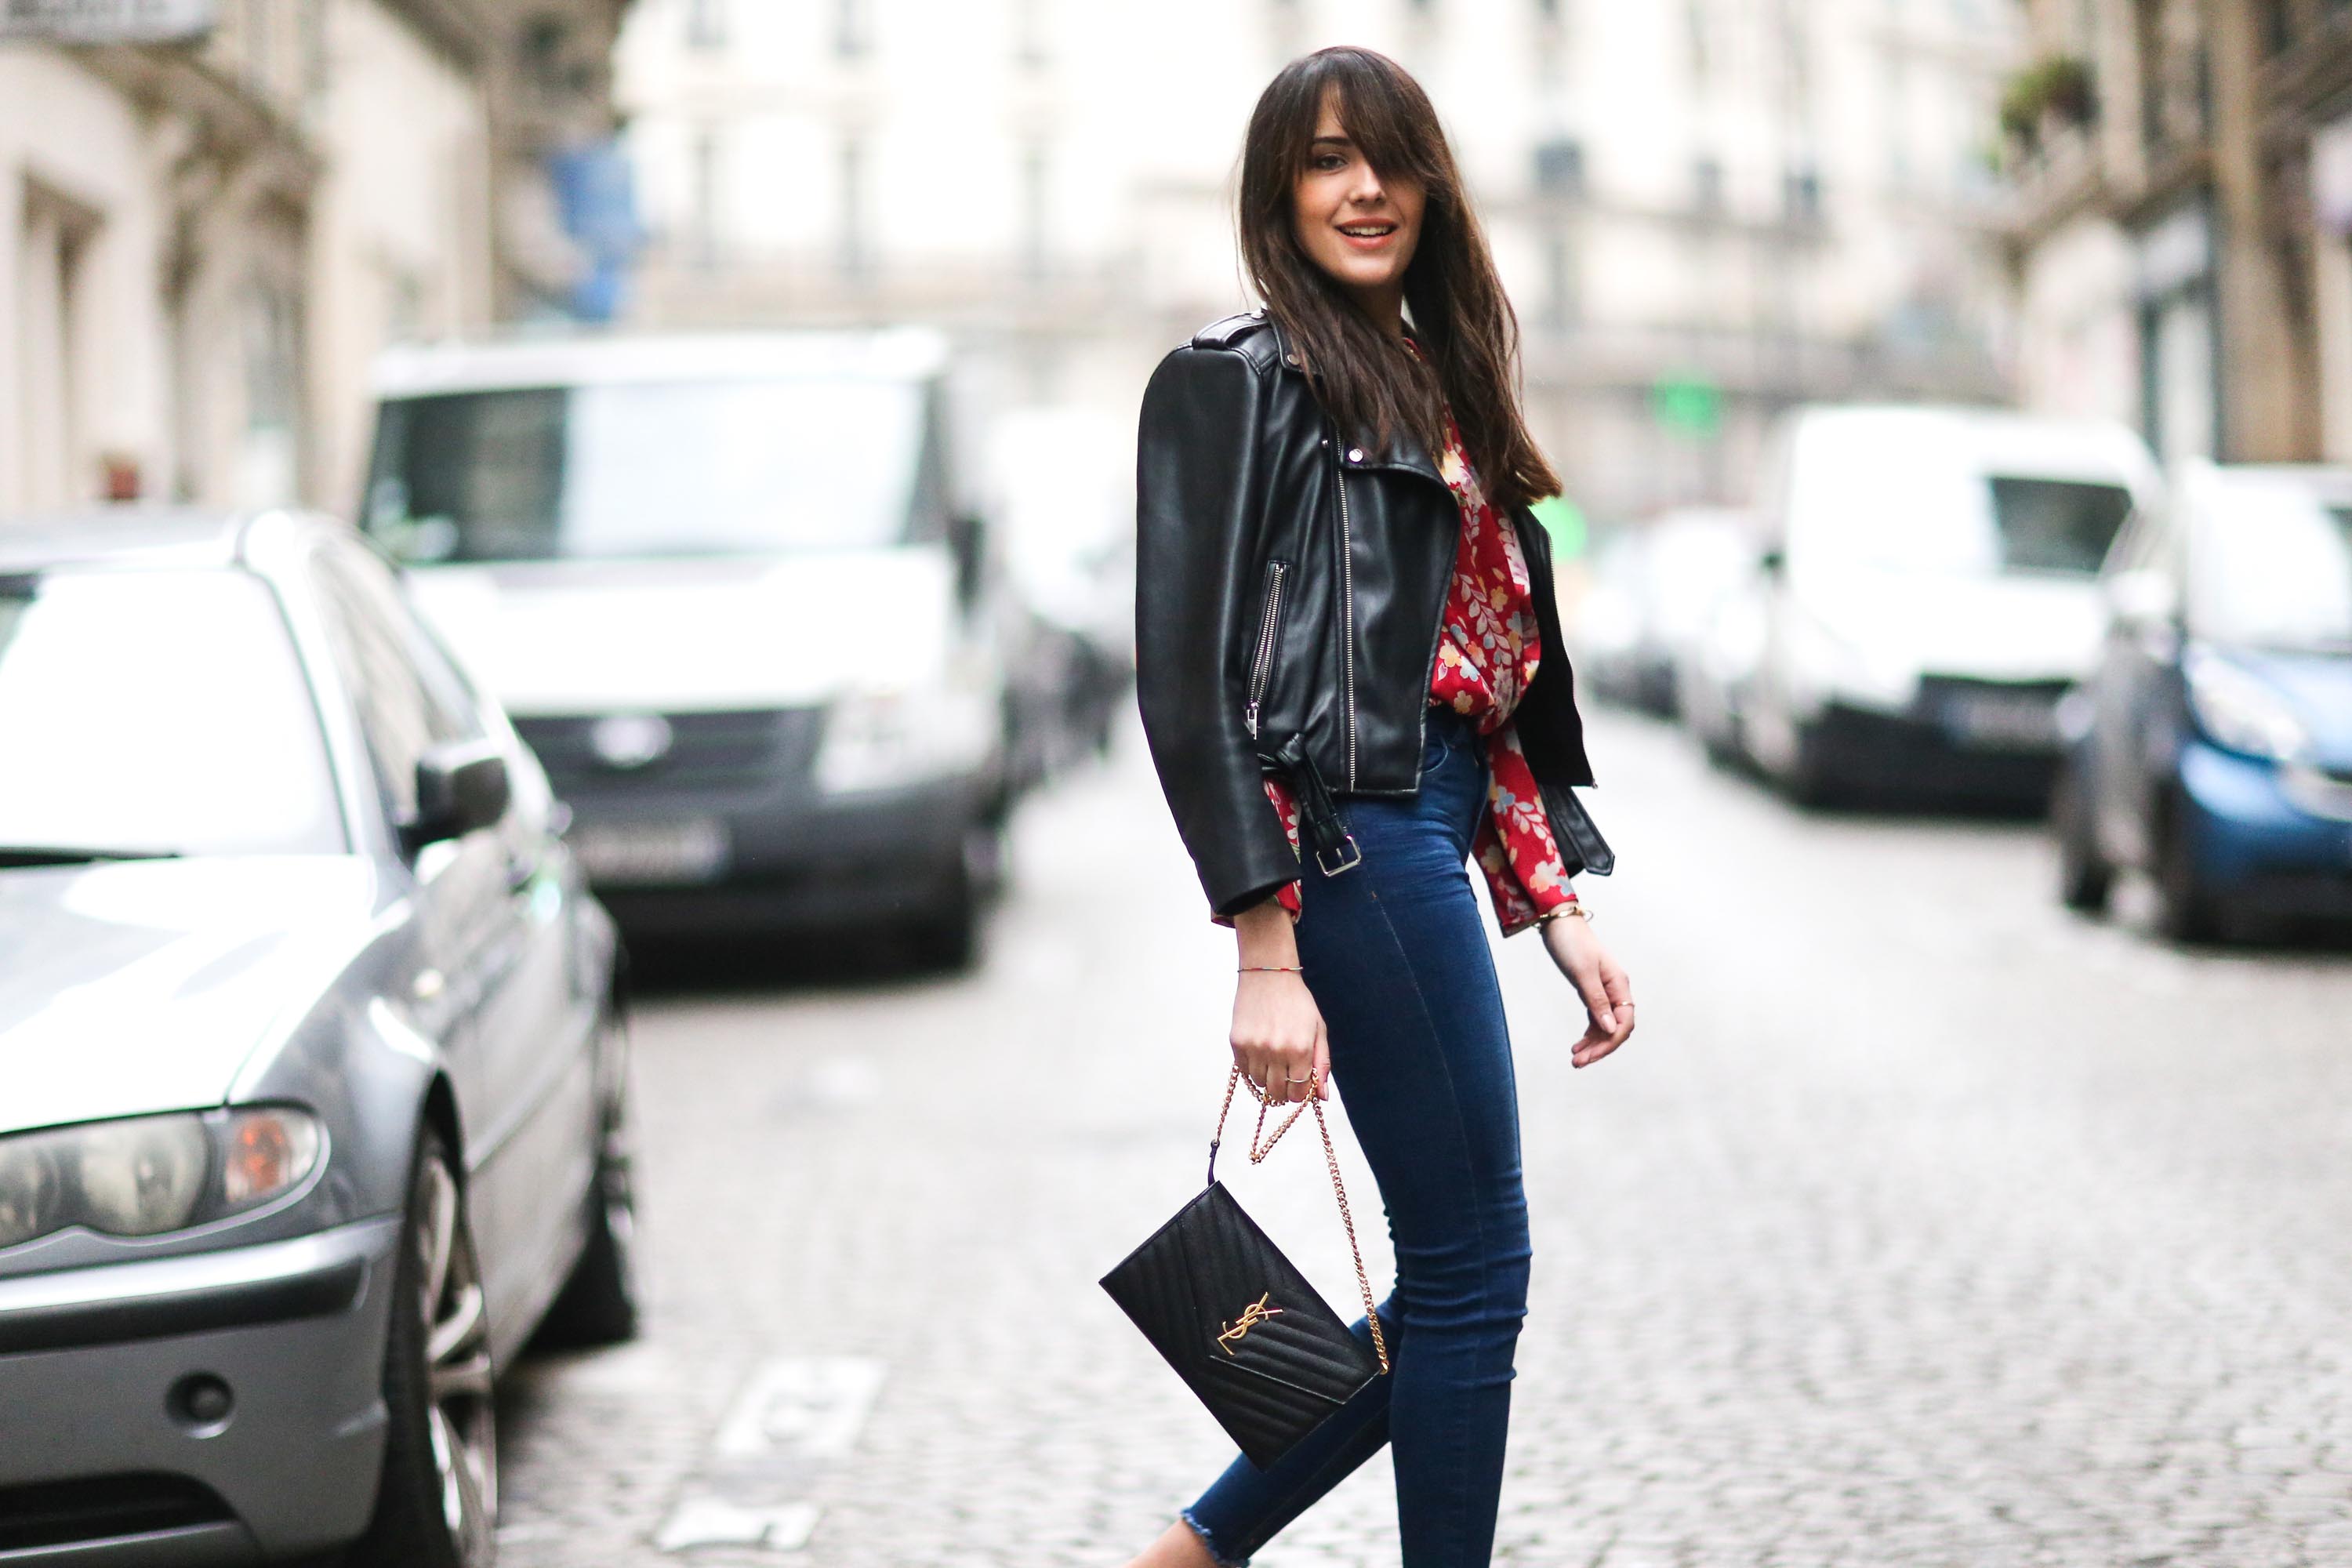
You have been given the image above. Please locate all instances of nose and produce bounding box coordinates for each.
[1345,162,1385,208]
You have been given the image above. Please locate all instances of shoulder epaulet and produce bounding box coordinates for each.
[1190,310,1269,350]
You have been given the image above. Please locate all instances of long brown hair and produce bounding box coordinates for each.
[1239,46,1560,510]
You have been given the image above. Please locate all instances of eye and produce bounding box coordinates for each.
[1311,154,1348,172]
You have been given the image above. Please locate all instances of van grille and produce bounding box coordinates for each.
[515,708,824,799]
[0,1473,232,1552]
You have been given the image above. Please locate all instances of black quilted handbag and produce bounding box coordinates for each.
[1100,1068,1389,1470]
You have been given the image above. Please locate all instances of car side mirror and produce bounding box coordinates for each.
[2103,567,2177,627]
[948,513,988,609]
[405,739,510,853]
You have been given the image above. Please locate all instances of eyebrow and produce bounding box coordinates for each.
[1311,134,1353,147]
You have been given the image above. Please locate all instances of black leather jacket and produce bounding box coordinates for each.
[1135,310,1595,917]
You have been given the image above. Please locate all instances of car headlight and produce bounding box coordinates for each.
[0,1107,324,1250]
[1785,603,1916,710]
[815,683,998,795]
[2184,649,2309,762]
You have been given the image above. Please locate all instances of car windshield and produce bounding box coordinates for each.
[362,377,931,563]
[0,569,343,857]
[1793,426,2133,577]
[2193,477,2352,652]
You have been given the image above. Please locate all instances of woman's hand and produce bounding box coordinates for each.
[1232,899,1330,1102]
[1541,911,1635,1069]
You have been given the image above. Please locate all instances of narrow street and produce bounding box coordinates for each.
[495,708,2352,1568]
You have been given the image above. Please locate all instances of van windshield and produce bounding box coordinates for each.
[2194,477,2352,652]
[363,378,931,562]
[1791,428,2133,577]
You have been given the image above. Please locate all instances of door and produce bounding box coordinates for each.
[310,543,595,1347]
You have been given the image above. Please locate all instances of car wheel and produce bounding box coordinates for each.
[2155,797,2223,946]
[2053,756,2112,914]
[535,1087,640,1348]
[347,1128,497,1568]
[1782,720,1841,808]
[909,896,980,972]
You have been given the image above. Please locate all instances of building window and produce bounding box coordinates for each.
[1784,165,1822,222]
[840,136,869,279]
[1534,136,1586,198]
[1693,156,1724,213]
[691,129,721,268]
[523,15,570,90]
[2262,0,2293,54]
[1014,0,1047,65]
[239,281,302,509]
[687,0,725,49]
[836,0,869,57]
[1020,143,1049,279]
[1541,230,1579,329]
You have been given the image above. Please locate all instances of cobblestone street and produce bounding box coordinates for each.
[494,709,2352,1568]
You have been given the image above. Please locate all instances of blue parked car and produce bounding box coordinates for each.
[2055,461,2352,941]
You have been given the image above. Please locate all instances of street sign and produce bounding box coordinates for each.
[0,0,215,43]
[1650,372,1723,439]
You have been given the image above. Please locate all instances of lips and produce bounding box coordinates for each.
[1337,221,1399,249]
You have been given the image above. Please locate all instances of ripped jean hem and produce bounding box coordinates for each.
[1181,1508,1250,1568]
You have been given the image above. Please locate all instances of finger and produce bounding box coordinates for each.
[1238,1050,1269,1102]
[1285,1051,1314,1102]
[1602,962,1634,1011]
[1313,1025,1333,1101]
[1573,1003,1636,1068]
[1570,965,1617,1035]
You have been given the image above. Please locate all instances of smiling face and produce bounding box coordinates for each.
[1291,87,1425,325]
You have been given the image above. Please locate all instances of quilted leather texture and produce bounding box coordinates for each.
[1101,1183,1381,1469]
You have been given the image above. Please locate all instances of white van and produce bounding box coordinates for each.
[361,330,1007,964]
[1738,405,2161,804]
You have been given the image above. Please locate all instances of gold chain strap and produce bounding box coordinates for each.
[1213,1065,1391,1375]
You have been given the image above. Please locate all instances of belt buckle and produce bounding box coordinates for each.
[1315,835,1362,877]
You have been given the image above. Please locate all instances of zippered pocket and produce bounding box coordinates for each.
[1244,560,1290,739]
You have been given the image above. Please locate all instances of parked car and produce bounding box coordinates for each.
[987,406,1136,784]
[1738,405,2160,805]
[364,330,1011,967]
[0,511,632,1566]
[1573,508,1755,717]
[2055,461,2352,941]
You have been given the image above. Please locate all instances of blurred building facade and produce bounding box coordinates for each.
[618,0,2021,522]
[2009,0,2352,466]
[0,0,633,520]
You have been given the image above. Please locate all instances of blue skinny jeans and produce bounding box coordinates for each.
[1185,706,1533,1567]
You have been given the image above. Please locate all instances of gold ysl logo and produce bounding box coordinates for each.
[1217,1292,1283,1355]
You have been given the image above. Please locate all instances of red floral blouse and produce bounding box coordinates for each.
[1252,408,1578,937]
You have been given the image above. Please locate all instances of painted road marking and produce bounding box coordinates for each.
[653,1498,819,1553]
[714,1356,886,1459]
[655,1356,886,1555]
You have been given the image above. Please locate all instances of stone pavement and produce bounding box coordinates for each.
[494,710,2352,1567]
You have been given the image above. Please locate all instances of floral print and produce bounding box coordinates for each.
[1250,407,1577,936]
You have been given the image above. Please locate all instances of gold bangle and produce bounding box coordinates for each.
[1537,902,1591,927]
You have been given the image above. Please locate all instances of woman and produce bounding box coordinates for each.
[1127,46,1638,1568]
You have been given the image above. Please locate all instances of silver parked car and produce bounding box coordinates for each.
[0,512,634,1566]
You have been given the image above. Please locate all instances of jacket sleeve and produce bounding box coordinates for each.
[1134,343,1300,919]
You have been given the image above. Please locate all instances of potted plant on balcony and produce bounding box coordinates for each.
[2001,56,2096,160]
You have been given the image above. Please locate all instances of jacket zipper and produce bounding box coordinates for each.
[1243,561,1288,739]
[1335,456,1359,787]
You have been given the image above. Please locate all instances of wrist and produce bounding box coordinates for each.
[1232,897,1299,967]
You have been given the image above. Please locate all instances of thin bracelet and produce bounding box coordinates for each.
[1239,964,1305,973]
[1536,902,1592,927]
